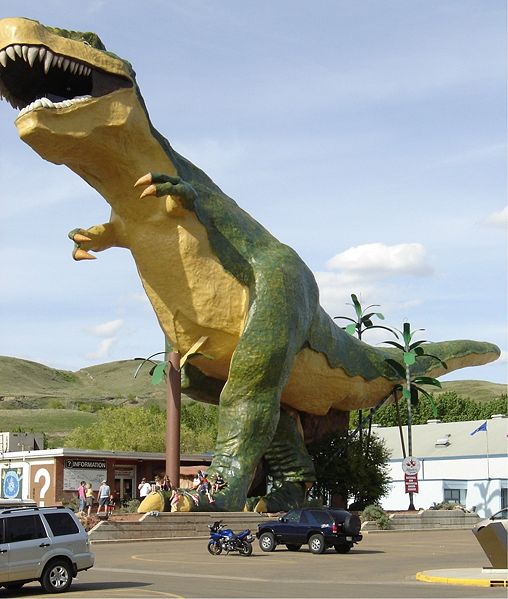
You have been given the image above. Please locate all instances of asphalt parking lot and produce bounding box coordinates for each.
[1,529,505,598]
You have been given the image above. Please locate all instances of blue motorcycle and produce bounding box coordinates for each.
[207,520,254,556]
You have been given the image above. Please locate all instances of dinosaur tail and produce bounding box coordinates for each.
[380,339,501,381]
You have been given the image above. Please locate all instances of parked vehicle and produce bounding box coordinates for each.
[257,507,362,554]
[473,507,508,533]
[0,505,94,593]
[207,520,255,556]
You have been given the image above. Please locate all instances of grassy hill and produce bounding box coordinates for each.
[0,356,505,447]
[0,355,167,409]
[421,379,506,403]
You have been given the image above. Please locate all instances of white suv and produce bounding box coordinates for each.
[0,506,94,593]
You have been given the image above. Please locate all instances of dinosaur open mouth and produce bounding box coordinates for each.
[0,44,132,116]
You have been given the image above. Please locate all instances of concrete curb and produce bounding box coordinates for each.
[416,568,508,588]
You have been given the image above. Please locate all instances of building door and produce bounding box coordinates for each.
[114,467,135,504]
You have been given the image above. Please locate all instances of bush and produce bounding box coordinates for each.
[429,501,462,510]
[116,499,140,513]
[47,399,65,409]
[361,504,390,529]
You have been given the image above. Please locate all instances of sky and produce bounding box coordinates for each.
[0,0,506,384]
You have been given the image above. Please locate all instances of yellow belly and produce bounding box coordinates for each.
[130,215,249,381]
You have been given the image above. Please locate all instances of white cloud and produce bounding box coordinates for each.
[88,319,124,337]
[484,206,508,228]
[326,243,434,278]
[86,338,116,361]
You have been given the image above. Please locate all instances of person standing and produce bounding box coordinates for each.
[97,480,111,515]
[77,481,86,514]
[138,478,151,500]
[85,482,94,517]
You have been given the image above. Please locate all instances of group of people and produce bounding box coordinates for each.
[138,474,180,511]
[137,471,228,508]
[77,480,114,517]
[191,471,227,504]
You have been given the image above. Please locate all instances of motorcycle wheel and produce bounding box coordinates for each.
[239,541,253,556]
[207,541,222,555]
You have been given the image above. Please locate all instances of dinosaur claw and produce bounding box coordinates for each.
[139,184,157,199]
[134,173,153,188]
[73,233,92,243]
[74,249,96,261]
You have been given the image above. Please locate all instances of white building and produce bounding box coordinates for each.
[372,416,507,518]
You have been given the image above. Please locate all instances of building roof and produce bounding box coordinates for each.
[0,446,213,464]
[372,417,508,460]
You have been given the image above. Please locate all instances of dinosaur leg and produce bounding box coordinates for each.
[245,408,316,513]
[176,260,318,512]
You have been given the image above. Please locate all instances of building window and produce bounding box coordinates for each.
[443,480,467,505]
[444,488,467,504]
[501,487,507,510]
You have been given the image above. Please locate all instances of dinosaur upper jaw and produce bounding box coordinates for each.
[0,17,133,125]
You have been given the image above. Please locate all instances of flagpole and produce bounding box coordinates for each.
[486,426,490,480]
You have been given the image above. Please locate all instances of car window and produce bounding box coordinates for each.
[491,508,508,520]
[44,512,79,536]
[5,515,47,543]
[284,510,301,523]
[309,510,333,525]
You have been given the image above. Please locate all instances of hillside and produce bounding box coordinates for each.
[0,356,505,447]
[0,355,168,409]
[1,355,505,407]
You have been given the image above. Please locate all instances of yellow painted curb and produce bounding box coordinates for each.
[416,572,507,588]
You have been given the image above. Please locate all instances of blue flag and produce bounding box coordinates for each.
[470,421,487,435]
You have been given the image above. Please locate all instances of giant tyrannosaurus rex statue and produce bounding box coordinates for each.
[0,18,499,512]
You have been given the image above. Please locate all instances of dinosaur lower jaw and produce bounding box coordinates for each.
[16,88,140,167]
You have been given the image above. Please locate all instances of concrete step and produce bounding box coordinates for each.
[89,512,274,542]
[362,509,480,531]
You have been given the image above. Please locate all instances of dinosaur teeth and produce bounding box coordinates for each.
[18,94,92,118]
[0,43,94,111]
[0,44,91,76]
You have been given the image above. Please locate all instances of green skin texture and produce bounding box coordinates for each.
[4,21,500,513]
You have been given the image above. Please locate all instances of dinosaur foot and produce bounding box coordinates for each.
[245,481,308,513]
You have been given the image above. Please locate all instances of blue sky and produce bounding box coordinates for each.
[0,1,506,384]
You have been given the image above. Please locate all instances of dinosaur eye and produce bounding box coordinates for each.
[82,40,91,46]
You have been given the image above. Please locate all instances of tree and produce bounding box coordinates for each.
[334,293,391,339]
[309,433,391,510]
[364,392,507,427]
[334,293,392,445]
[64,403,217,453]
[383,322,447,509]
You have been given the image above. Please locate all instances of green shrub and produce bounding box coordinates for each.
[429,501,461,510]
[361,504,390,529]
[47,399,65,409]
[117,499,140,513]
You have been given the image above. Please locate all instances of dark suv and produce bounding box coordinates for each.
[257,507,362,554]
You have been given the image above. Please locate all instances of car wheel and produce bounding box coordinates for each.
[308,533,326,554]
[41,559,72,593]
[3,582,25,591]
[259,531,276,552]
[334,543,352,553]
[286,544,301,551]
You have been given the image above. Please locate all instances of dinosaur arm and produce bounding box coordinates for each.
[134,172,197,215]
[68,222,121,261]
